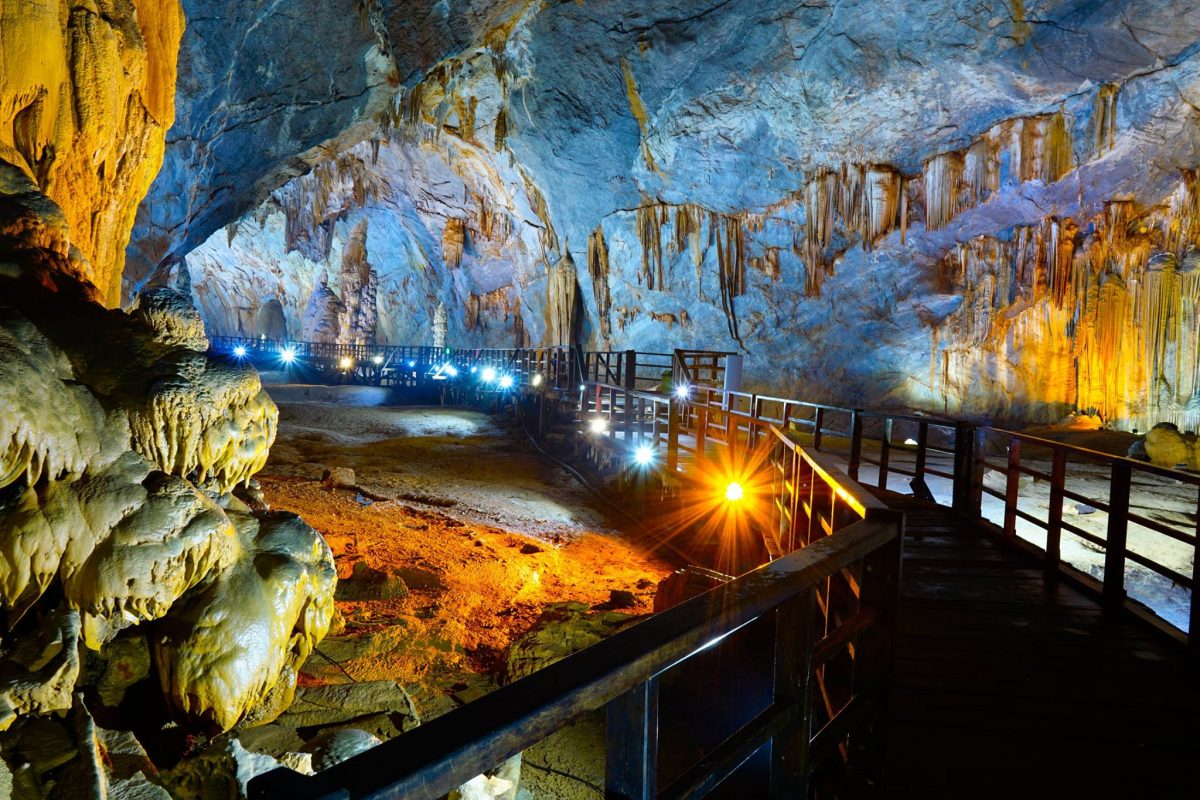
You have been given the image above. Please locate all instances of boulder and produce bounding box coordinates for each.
[322,467,357,490]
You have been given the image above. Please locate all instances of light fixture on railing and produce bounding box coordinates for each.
[339,356,353,370]
[233,345,247,358]
[482,367,497,383]
[675,383,691,399]
[532,373,543,387]
[724,482,744,502]
[372,354,383,365]
[499,375,514,389]
[444,364,458,377]
[633,444,655,467]
[280,346,297,364]
[589,418,609,435]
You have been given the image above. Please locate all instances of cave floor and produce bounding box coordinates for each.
[253,391,672,738]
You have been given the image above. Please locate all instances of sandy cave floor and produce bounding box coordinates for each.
[257,394,673,709]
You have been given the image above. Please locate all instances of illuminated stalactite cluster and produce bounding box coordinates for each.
[545,253,579,346]
[931,174,1200,429]
[924,109,1076,232]
[274,148,387,261]
[801,164,906,294]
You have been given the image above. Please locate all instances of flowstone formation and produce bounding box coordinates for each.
[0,167,336,750]
[0,0,185,305]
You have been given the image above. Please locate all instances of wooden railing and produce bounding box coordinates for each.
[250,434,902,800]
[568,374,1197,651]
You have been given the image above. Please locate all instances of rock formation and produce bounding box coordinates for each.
[1,0,185,305]
[0,157,334,742]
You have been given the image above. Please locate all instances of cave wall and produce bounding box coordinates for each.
[133,0,1200,430]
[0,0,185,305]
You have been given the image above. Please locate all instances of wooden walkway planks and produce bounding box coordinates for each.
[881,494,1200,796]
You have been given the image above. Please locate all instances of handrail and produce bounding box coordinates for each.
[250,491,903,799]
[571,367,1198,653]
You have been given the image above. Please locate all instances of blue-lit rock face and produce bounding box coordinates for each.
[133,0,1200,429]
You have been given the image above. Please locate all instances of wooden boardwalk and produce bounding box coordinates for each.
[882,494,1200,796]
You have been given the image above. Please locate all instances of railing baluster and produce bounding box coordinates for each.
[770,588,815,799]
[879,419,893,492]
[848,410,863,481]
[813,408,825,451]
[606,678,659,800]
[1003,438,1021,538]
[914,421,929,484]
[1104,461,1131,612]
[1191,489,1200,657]
[1046,448,1067,574]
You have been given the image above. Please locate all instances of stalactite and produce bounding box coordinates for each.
[545,254,579,346]
[274,148,385,259]
[932,171,1200,429]
[587,227,612,342]
[923,151,964,232]
[803,168,839,294]
[635,202,668,290]
[863,166,902,246]
[494,106,508,151]
[924,109,1075,231]
[714,213,745,346]
[443,218,466,268]
[672,204,705,298]
[522,175,559,258]
[1020,111,1073,184]
[1094,83,1119,156]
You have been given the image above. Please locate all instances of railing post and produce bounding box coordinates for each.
[1191,492,1200,658]
[913,422,928,484]
[770,589,815,799]
[951,421,975,516]
[606,678,659,800]
[1046,449,1067,575]
[667,397,680,471]
[813,408,825,451]
[1003,438,1021,538]
[879,419,893,491]
[852,511,904,786]
[1104,461,1131,612]
[848,410,864,481]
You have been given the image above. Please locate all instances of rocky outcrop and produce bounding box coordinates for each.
[0,0,185,305]
[0,179,335,735]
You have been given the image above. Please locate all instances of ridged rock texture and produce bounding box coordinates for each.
[0,168,335,734]
[131,1,1200,431]
[0,0,185,305]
